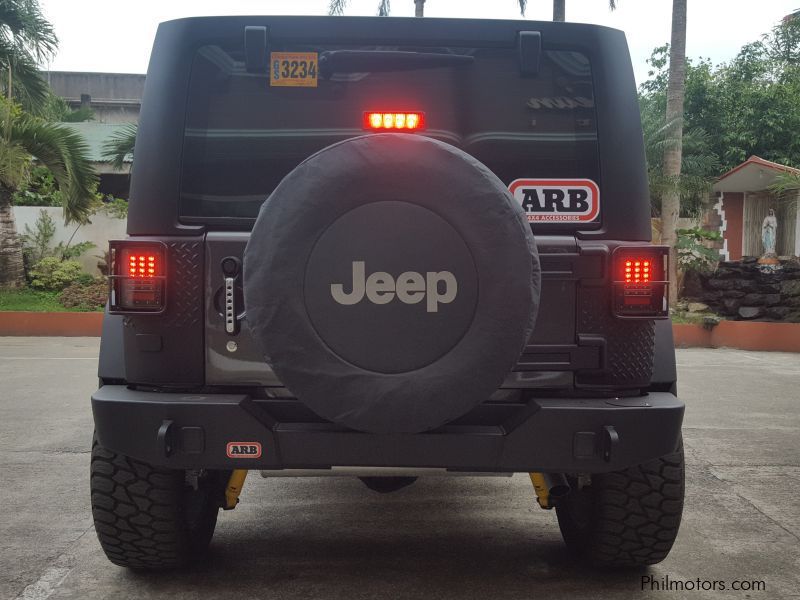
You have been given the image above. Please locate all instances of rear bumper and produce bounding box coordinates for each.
[91,386,684,473]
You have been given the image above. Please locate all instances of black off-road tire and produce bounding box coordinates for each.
[90,436,226,569]
[556,438,684,567]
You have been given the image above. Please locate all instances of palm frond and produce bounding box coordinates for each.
[42,94,94,122]
[608,0,617,10]
[101,123,137,171]
[0,138,31,189]
[59,106,94,123]
[0,0,58,63]
[768,171,800,194]
[518,0,527,16]
[328,0,348,15]
[0,52,50,114]
[12,116,98,224]
[377,0,390,16]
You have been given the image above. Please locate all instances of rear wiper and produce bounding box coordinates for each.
[318,50,473,77]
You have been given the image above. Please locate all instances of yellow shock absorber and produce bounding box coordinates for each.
[529,472,551,510]
[224,469,248,510]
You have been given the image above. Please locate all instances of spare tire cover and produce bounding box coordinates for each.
[244,134,540,433]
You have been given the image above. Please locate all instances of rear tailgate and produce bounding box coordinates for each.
[204,233,584,387]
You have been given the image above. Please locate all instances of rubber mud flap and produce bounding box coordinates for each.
[244,134,540,433]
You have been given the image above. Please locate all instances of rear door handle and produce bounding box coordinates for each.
[224,276,237,334]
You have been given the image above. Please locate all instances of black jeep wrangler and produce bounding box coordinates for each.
[91,15,684,570]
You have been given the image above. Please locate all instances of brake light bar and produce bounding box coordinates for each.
[612,246,669,318]
[363,111,425,131]
[108,241,167,314]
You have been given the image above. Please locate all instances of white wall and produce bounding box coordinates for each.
[12,206,127,275]
[795,193,800,258]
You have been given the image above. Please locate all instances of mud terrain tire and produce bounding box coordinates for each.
[90,436,225,569]
[556,438,684,566]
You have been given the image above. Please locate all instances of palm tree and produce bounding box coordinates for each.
[660,0,687,305]
[553,0,565,21]
[0,99,97,288]
[329,0,527,17]
[0,0,57,114]
[640,102,719,218]
[553,0,616,22]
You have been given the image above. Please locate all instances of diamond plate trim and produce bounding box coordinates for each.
[166,241,203,328]
[579,287,655,386]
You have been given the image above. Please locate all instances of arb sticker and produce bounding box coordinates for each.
[226,442,262,459]
[508,178,600,223]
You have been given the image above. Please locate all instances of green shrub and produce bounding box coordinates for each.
[20,209,57,267]
[12,167,63,207]
[58,279,108,310]
[29,258,92,291]
[19,210,96,280]
[12,189,62,207]
[56,240,96,261]
[99,196,128,219]
[677,227,723,273]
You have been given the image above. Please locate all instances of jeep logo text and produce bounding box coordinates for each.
[331,261,457,313]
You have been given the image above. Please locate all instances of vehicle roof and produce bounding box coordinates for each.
[159,14,625,38]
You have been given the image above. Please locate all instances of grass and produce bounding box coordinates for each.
[0,288,101,312]
[671,311,723,326]
[670,312,706,325]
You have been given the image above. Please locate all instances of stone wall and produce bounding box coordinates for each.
[690,258,800,322]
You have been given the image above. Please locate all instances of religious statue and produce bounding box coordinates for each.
[758,208,779,265]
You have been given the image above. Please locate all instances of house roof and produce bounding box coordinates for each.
[60,122,133,174]
[713,156,800,193]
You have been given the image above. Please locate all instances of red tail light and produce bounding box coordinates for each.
[612,246,669,318]
[109,241,166,313]
[363,111,425,131]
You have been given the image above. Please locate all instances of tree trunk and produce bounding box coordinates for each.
[660,0,687,306]
[0,185,25,288]
[553,0,566,21]
[415,0,425,17]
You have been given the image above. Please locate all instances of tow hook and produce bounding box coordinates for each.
[603,425,620,462]
[529,472,570,510]
[224,470,248,510]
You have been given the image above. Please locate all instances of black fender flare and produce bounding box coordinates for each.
[649,318,677,395]
[98,307,126,383]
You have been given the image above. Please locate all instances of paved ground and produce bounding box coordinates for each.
[1,338,799,600]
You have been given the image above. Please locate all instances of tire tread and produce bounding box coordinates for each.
[90,437,214,569]
[557,440,684,567]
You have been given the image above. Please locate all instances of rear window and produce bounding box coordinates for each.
[180,42,599,220]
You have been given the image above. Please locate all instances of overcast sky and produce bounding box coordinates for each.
[39,0,799,86]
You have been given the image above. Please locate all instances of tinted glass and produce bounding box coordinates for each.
[180,43,598,219]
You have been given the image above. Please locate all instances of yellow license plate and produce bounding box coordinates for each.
[270,52,318,87]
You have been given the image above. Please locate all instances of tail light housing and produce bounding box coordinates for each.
[612,246,669,318]
[108,241,167,313]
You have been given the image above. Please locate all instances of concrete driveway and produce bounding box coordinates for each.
[1,338,798,599]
